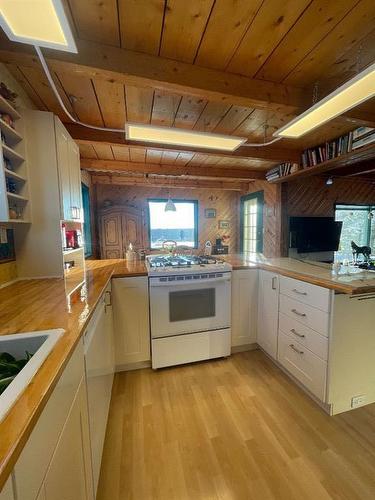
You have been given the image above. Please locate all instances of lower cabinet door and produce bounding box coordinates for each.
[44,380,94,500]
[0,478,15,500]
[231,270,258,347]
[257,270,279,359]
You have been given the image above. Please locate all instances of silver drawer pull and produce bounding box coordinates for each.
[291,308,306,317]
[291,328,305,338]
[292,288,307,296]
[289,344,304,355]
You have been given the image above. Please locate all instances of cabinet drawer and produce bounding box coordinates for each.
[279,294,330,336]
[280,276,331,312]
[278,331,327,401]
[279,312,328,360]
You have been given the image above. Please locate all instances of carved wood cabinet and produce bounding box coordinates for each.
[99,205,145,259]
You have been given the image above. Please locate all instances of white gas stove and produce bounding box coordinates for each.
[147,254,232,369]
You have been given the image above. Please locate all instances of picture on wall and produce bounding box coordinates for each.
[205,208,216,218]
[218,220,230,229]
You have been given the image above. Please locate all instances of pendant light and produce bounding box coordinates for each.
[165,195,176,212]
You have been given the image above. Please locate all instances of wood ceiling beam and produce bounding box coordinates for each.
[80,158,265,180]
[90,174,249,191]
[0,39,306,113]
[68,124,299,163]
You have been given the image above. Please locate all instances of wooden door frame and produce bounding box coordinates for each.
[240,191,264,253]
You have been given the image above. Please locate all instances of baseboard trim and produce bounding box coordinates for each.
[231,343,258,354]
[115,360,151,372]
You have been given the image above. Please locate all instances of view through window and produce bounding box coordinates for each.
[335,204,375,261]
[148,200,198,249]
[241,192,264,253]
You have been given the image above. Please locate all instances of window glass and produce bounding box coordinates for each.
[335,204,374,261]
[148,200,198,249]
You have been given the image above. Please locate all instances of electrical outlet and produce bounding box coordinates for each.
[351,395,366,408]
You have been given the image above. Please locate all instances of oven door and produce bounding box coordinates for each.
[149,273,231,338]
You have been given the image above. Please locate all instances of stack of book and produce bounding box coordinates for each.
[352,126,375,150]
[266,162,299,181]
[301,127,375,167]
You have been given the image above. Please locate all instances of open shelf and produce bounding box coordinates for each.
[0,95,21,120]
[4,168,26,182]
[269,143,375,184]
[2,144,24,165]
[7,219,31,224]
[7,192,28,202]
[63,247,84,256]
[0,119,23,144]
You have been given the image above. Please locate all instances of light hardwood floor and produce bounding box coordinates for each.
[97,350,375,500]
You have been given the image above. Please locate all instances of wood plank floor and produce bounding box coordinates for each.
[97,350,375,500]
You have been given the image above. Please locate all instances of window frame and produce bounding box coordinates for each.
[147,198,199,250]
[240,191,264,253]
[81,182,93,258]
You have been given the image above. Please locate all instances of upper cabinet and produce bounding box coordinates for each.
[55,117,82,222]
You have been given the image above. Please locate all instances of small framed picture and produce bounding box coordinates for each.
[205,208,216,218]
[218,220,230,229]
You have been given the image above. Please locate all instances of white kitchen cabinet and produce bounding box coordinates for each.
[84,286,114,495]
[43,380,93,500]
[231,269,258,348]
[0,478,15,500]
[36,487,46,500]
[257,270,279,359]
[112,277,150,369]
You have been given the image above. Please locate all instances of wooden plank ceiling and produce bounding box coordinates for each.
[1,0,374,188]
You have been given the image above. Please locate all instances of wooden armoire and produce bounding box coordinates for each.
[99,205,145,259]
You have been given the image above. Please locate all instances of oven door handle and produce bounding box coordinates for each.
[149,276,231,287]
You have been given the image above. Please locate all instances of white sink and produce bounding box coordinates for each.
[0,329,64,421]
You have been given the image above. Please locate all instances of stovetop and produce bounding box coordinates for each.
[146,254,232,275]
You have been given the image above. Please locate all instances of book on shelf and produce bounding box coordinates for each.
[300,127,374,168]
[266,162,299,181]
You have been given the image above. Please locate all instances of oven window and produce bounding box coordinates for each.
[169,288,215,322]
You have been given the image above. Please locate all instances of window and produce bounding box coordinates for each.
[240,192,264,253]
[147,199,198,249]
[81,183,93,258]
[335,204,375,261]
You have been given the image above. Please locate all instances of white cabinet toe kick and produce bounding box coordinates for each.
[257,272,375,415]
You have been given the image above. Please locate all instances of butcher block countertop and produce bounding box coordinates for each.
[224,254,375,295]
[0,254,374,488]
[0,259,147,489]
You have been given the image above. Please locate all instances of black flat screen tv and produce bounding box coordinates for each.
[289,217,343,253]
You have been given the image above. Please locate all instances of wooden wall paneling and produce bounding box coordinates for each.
[5,64,47,111]
[94,182,241,252]
[146,149,163,164]
[174,152,194,165]
[68,0,120,46]
[161,151,180,164]
[129,148,146,163]
[194,0,263,70]
[79,144,98,159]
[285,0,375,87]
[118,0,165,54]
[125,85,154,123]
[193,101,231,132]
[112,145,130,161]
[151,90,181,126]
[256,0,359,83]
[56,73,104,126]
[214,106,254,135]
[227,0,311,77]
[93,79,126,129]
[173,95,207,129]
[92,144,114,161]
[160,0,214,63]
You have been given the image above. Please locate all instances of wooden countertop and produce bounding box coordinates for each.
[0,259,147,489]
[224,254,375,295]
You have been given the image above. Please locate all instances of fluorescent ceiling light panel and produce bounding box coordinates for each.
[0,0,77,52]
[275,62,375,138]
[125,123,247,151]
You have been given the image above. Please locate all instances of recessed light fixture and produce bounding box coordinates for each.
[125,123,247,152]
[274,62,375,139]
[0,0,77,52]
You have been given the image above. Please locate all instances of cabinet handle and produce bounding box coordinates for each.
[289,344,304,355]
[291,308,306,318]
[105,290,112,306]
[292,288,307,296]
[291,328,305,338]
[271,276,277,290]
